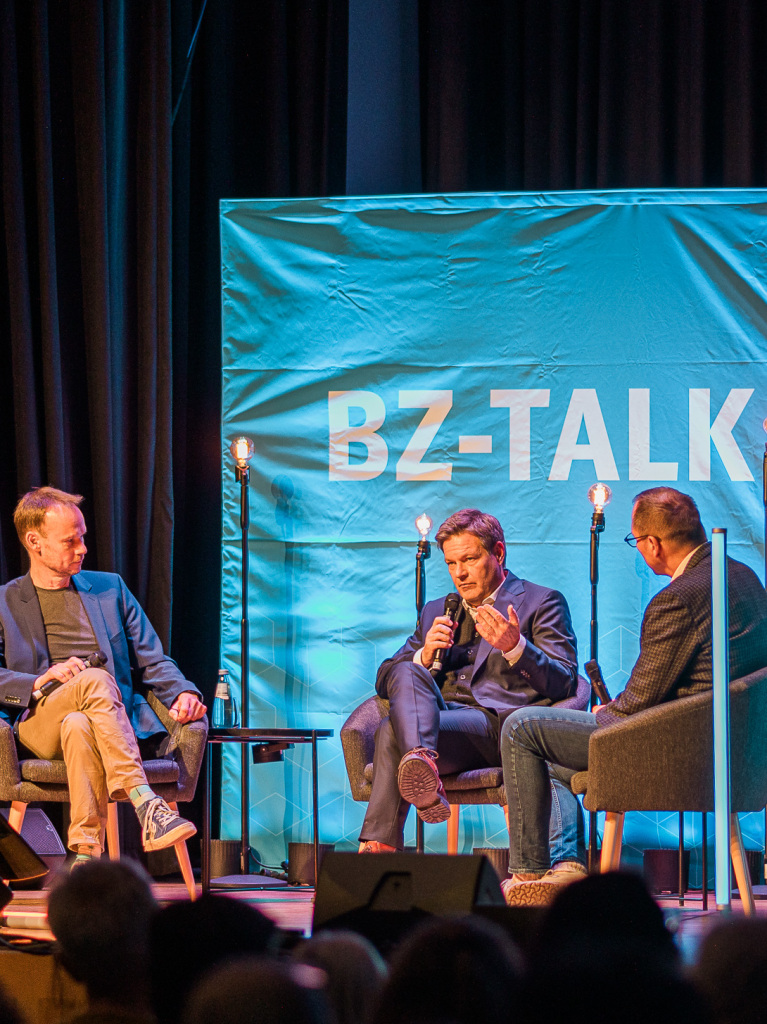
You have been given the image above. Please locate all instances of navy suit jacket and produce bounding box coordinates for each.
[0,571,200,738]
[376,571,579,713]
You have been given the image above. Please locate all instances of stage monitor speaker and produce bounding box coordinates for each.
[0,809,60,885]
[313,852,504,940]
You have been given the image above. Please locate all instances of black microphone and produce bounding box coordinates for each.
[432,592,461,675]
[584,659,611,706]
[38,650,108,698]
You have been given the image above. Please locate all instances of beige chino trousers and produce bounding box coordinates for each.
[17,668,148,850]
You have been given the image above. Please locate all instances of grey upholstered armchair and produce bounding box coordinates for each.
[341,674,591,853]
[571,665,767,913]
[0,689,207,898]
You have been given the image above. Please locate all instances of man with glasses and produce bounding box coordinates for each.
[499,486,767,906]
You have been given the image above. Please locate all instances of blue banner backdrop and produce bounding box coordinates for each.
[220,190,767,879]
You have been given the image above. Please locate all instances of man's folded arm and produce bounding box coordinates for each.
[595,592,697,726]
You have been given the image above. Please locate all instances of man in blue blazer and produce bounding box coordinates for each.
[501,487,767,906]
[358,508,581,855]
[0,486,207,863]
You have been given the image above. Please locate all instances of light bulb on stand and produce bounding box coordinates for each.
[229,436,255,471]
[414,513,432,617]
[587,482,612,514]
[415,513,433,540]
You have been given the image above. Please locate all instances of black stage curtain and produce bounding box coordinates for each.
[1,0,348,695]
[2,0,766,710]
[419,0,767,192]
[1,0,174,639]
[169,0,348,692]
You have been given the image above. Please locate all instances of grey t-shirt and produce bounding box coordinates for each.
[35,584,97,664]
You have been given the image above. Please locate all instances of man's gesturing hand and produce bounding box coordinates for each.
[475,604,521,654]
[421,615,457,670]
[33,656,88,694]
[169,691,207,724]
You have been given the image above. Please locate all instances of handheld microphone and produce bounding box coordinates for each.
[584,659,611,706]
[38,650,108,698]
[432,592,461,675]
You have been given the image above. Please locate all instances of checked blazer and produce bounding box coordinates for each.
[597,542,767,726]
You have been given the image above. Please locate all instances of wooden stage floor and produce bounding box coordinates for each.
[4,876,767,957]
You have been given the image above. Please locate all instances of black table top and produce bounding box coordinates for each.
[208,727,333,742]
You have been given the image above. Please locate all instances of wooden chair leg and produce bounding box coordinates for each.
[600,811,624,872]
[168,802,197,900]
[447,805,460,855]
[106,803,121,860]
[8,802,26,834]
[731,812,755,915]
[503,805,510,833]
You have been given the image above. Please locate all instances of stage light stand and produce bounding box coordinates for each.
[587,483,611,872]
[415,513,432,618]
[414,513,432,853]
[230,436,255,875]
[762,419,767,588]
[763,421,767,881]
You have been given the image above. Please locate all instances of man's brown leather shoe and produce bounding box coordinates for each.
[397,747,451,823]
[359,841,397,853]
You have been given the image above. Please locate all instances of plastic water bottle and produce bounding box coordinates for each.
[212,669,239,728]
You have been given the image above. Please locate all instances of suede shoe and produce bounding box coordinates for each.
[136,796,196,852]
[397,747,451,824]
[502,862,588,907]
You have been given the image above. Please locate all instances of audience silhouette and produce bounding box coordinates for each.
[47,859,158,1024]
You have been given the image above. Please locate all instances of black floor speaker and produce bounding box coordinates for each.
[0,808,63,885]
[313,852,505,950]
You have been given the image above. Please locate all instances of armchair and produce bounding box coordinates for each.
[0,689,207,898]
[571,665,767,913]
[342,675,591,853]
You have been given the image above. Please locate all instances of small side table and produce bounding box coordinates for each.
[202,727,333,894]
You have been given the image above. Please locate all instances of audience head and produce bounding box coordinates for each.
[690,917,767,1024]
[182,956,332,1024]
[0,986,23,1024]
[520,871,709,1024]
[149,893,279,1024]
[47,858,158,1006]
[293,929,387,1024]
[371,914,523,1024]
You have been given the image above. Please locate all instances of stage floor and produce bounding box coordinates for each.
[4,878,767,956]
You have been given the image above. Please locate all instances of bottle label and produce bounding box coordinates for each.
[215,682,230,699]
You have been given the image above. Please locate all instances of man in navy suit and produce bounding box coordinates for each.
[358,508,581,856]
[501,487,767,906]
[0,486,207,863]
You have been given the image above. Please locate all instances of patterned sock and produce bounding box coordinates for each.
[74,844,101,860]
[129,785,155,808]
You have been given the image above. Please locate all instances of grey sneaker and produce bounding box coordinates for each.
[136,796,196,852]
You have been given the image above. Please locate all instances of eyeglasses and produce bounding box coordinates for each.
[624,532,650,548]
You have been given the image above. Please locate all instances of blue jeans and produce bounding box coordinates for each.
[501,705,597,873]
